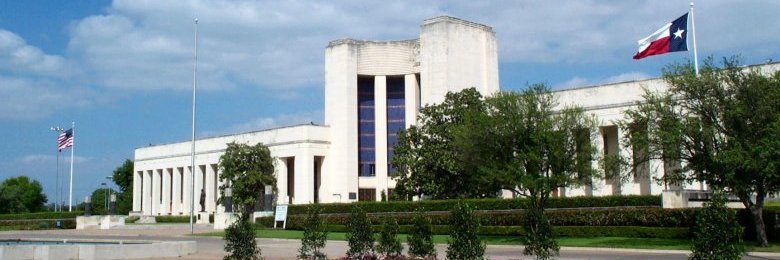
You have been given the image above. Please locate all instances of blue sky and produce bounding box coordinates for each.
[1,0,778,207]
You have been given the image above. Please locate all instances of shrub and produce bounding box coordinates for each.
[156,216,190,223]
[447,201,485,260]
[407,208,436,258]
[523,203,558,260]
[0,211,83,220]
[346,206,374,258]
[299,204,327,259]
[376,218,403,258]
[223,214,260,260]
[690,192,744,260]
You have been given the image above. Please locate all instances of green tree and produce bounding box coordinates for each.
[89,188,116,215]
[376,218,403,258]
[407,208,436,258]
[299,204,328,259]
[346,206,374,258]
[0,176,47,213]
[223,213,260,260]
[111,159,134,214]
[453,86,598,258]
[619,58,780,246]
[446,201,485,260]
[218,142,275,260]
[393,88,502,199]
[690,190,744,260]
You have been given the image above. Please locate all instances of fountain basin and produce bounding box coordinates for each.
[0,238,195,260]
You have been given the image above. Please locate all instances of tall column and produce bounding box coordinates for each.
[161,168,171,215]
[133,171,142,212]
[294,151,314,204]
[374,76,388,201]
[404,74,420,128]
[206,164,216,212]
[152,169,161,215]
[172,168,182,214]
[183,166,193,214]
[142,170,152,214]
[275,158,288,204]
[215,165,225,213]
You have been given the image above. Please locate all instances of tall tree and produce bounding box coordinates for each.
[619,58,780,246]
[392,88,501,199]
[111,159,134,214]
[0,176,47,213]
[453,85,599,258]
[218,142,276,260]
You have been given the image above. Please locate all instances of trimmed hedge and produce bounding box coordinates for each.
[0,211,83,220]
[258,207,779,240]
[0,219,77,230]
[285,195,661,215]
[156,216,192,223]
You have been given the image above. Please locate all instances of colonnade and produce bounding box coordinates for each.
[132,164,221,215]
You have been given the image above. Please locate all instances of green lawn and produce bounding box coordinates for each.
[195,228,780,252]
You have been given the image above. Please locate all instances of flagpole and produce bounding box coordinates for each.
[190,18,199,234]
[690,2,700,75]
[69,121,75,212]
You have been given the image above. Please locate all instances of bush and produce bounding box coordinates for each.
[407,208,436,258]
[299,204,327,259]
[0,211,83,220]
[690,192,744,260]
[223,214,260,260]
[155,216,190,223]
[376,218,403,258]
[447,201,485,260]
[522,203,558,260]
[0,219,76,230]
[285,195,661,215]
[346,206,374,258]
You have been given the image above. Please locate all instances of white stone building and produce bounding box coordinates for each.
[131,16,778,216]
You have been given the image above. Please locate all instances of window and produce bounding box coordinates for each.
[358,188,376,201]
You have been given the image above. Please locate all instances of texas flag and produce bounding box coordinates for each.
[633,13,688,60]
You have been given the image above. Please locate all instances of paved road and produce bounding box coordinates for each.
[1,224,778,260]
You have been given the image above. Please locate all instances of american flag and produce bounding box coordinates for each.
[58,128,73,152]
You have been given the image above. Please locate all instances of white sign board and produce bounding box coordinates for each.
[273,204,288,229]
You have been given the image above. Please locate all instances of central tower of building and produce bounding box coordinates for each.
[323,16,499,202]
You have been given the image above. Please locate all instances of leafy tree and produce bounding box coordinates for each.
[690,190,744,260]
[218,142,275,260]
[89,188,116,215]
[453,86,598,258]
[392,88,502,199]
[619,58,780,246]
[299,204,327,259]
[111,159,134,214]
[0,176,47,213]
[223,214,260,260]
[218,142,276,214]
[376,218,403,258]
[522,202,558,260]
[446,201,485,259]
[407,208,436,258]
[346,206,374,258]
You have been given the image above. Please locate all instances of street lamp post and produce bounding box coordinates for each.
[101,182,107,211]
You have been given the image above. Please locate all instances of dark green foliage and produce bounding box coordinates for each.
[376,218,403,258]
[111,159,134,214]
[447,201,485,259]
[0,219,77,230]
[223,214,260,260]
[523,203,559,260]
[89,188,117,215]
[690,192,744,260]
[619,57,780,246]
[155,216,191,223]
[0,176,48,214]
[393,88,503,199]
[218,142,276,213]
[284,195,661,215]
[299,204,328,259]
[0,211,82,220]
[346,206,374,258]
[407,208,436,258]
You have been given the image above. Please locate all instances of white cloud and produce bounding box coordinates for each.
[555,71,652,89]
[0,76,95,120]
[203,109,324,137]
[20,154,90,164]
[0,30,74,77]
